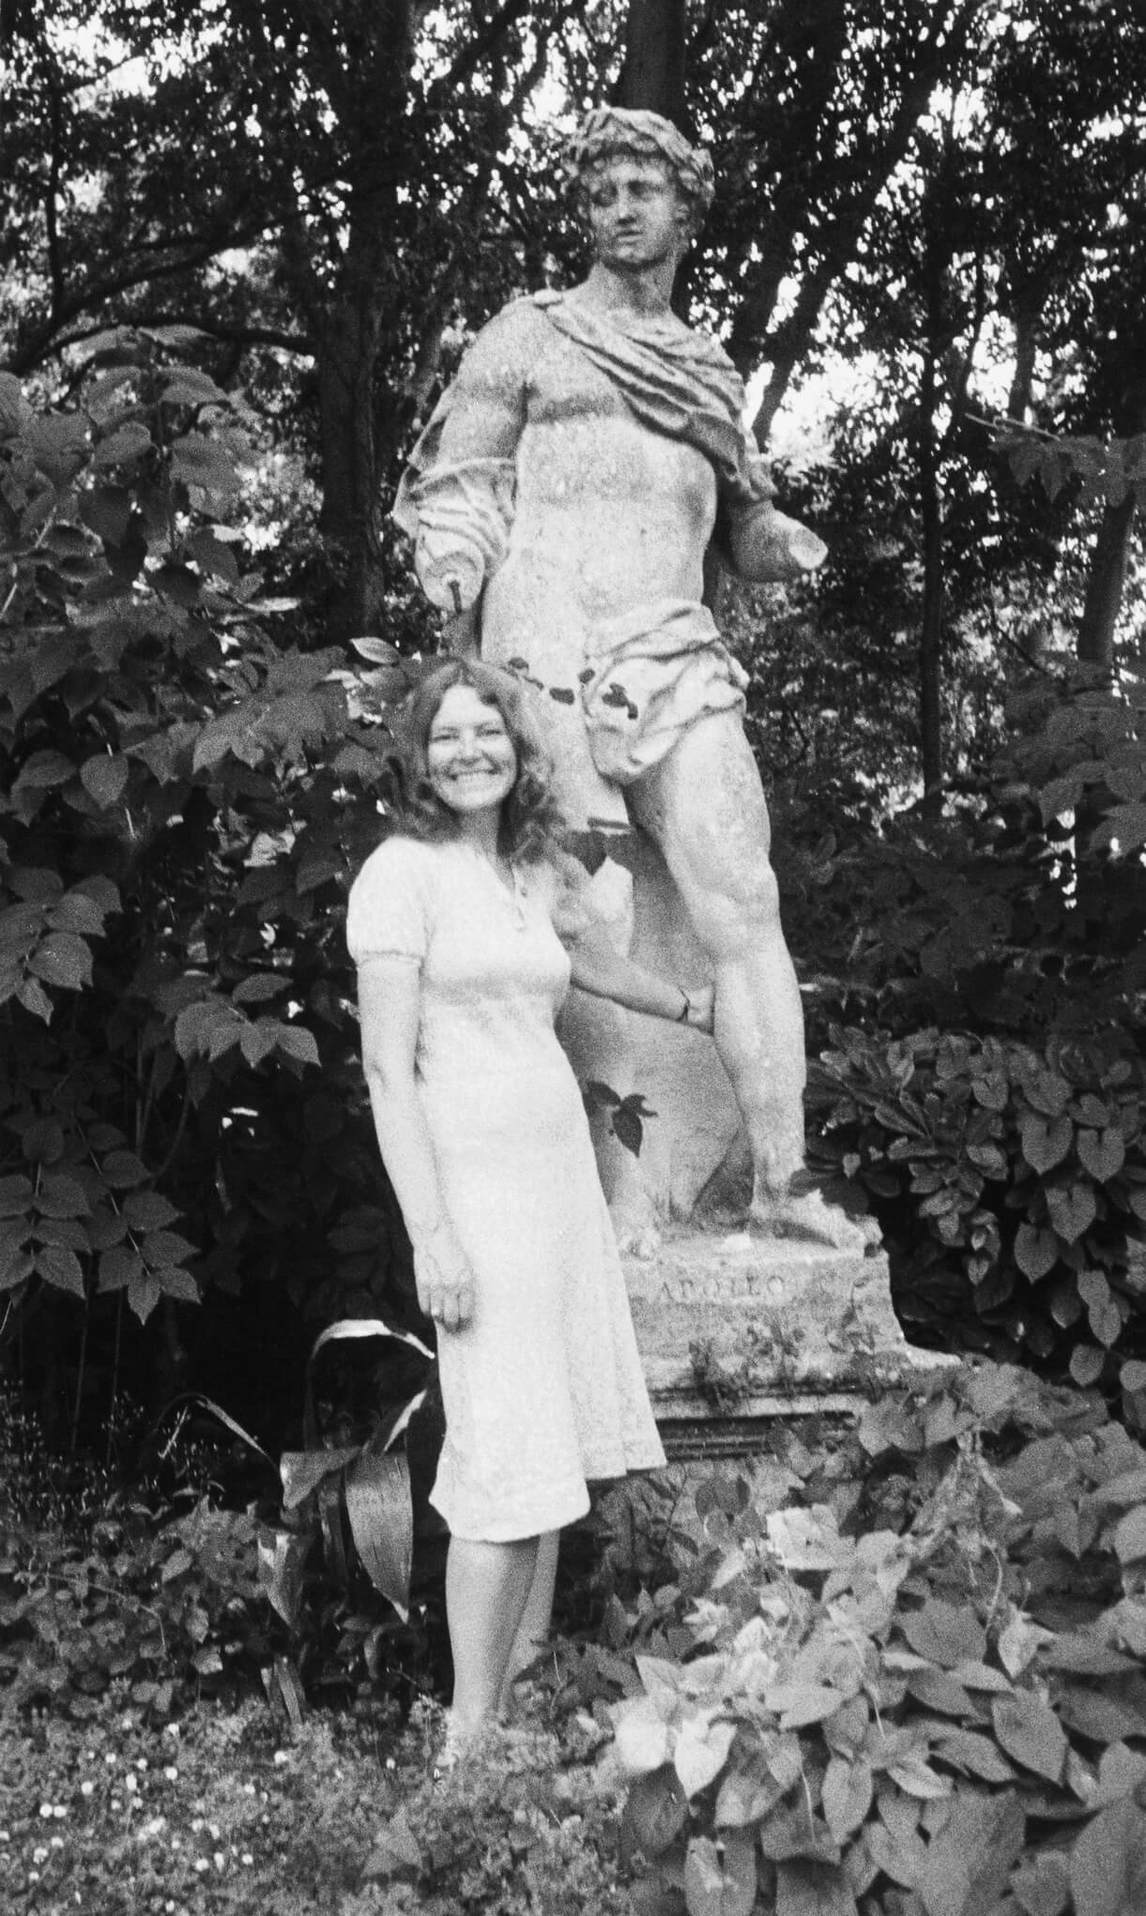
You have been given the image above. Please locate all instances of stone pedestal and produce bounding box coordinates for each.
[625,1227,958,1458]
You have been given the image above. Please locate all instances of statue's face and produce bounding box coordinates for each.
[585,156,691,272]
[426,685,518,820]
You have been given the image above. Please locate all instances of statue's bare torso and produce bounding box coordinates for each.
[431,299,726,820]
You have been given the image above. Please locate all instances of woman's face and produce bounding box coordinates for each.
[426,684,518,820]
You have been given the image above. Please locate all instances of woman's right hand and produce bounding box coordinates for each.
[414,1222,476,1332]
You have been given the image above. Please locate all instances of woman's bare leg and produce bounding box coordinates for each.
[499,1528,559,1717]
[446,1533,540,1739]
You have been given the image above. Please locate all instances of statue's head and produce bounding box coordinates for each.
[565,107,715,242]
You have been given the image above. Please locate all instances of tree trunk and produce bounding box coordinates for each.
[316,300,389,641]
[1007,300,1039,423]
[618,0,687,127]
[1077,491,1137,675]
[307,0,418,645]
[918,345,944,813]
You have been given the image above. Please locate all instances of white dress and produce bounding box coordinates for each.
[347,834,665,1541]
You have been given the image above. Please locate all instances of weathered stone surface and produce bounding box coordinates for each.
[560,830,739,1225]
[625,1227,958,1429]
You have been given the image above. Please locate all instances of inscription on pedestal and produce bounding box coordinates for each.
[625,1227,957,1436]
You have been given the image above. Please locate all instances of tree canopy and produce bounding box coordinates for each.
[4,0,1143,769]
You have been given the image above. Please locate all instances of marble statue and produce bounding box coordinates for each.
[394,106,862,1253]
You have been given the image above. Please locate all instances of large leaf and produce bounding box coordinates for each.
[1069,1798,1146,1916]
[902,1599,986,1668]
[1020,1113,1073,1173]
[1112,1505,1146,1566]
[1046,1181,1098,1245]
[344,1442,414,1620]
[258,1528,310,1630]
[280,1447,361,1510]
[766,1682,846,1730]
[621,1765,688,1865]
[1077,1128,1126,1183]
[1015,1223,1059,1282]
[916,1790,1025,1916]
[991,1694,1068,1783]
[675,1717,736,1799]
[774,1859,857,1916]
[303,1316,433,1448]
[1011,1853,1070,1916]
[615,1697,674,1777]
[683,1831,757,1916]
[933,1728,1016,1784]
[821,1755,874,1845]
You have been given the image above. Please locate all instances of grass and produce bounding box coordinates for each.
[1,1686,631,1914]
[1,1692,394,1914]
[0,1669,633,1916]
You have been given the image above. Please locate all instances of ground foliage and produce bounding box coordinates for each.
[6,1365,1146,1913]
[569,1362,1146,1916]
[809,1028,1146,1396]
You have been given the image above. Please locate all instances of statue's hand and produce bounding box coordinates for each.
[442,602,480,658]
[684,984,715,1034]
[414,1223,476,1332]
[728,501,827,582]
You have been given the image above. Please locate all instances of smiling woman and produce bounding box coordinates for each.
[346,657,714,1760]
[425,685,518,819]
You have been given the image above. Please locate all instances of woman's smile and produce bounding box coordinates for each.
[427,684,518,817]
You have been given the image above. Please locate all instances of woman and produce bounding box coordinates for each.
[347,657,714,1750]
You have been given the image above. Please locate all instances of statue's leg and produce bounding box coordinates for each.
[629,711,864,1248]
[559,858,662,1257]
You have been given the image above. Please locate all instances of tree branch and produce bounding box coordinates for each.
[740,0,992,435]
[47,314,315,358]
[427,0,536,108]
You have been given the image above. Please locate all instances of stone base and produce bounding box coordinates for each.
[625,1226,958,1455]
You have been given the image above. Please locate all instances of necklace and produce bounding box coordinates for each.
[466,842,528,929]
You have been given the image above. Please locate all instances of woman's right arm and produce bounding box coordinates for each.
[357,956,475,1332]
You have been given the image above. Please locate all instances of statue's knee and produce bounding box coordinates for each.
[732,864,781,933]
[688,865,780,960]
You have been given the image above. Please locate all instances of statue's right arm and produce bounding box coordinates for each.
[357,956,476,1331]
[431,302,536,462]
[407,304,541,625]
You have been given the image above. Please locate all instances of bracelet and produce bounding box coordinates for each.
[676,987,692,1024]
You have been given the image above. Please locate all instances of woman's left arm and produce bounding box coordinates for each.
[567,918,714,1032]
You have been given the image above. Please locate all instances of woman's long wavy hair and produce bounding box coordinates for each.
[383,658,565,862]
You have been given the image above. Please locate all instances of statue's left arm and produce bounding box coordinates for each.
[721,437,828,584]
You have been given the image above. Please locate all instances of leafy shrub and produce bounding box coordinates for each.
[0,334,421,1445]
[1,1313,449,1722]
[808,1026,1146,1404]
[361,1710,633,1915]
[766,667,1146,1061]
[1,1494,272,1717]
[592,1364,1146,1916]
[257,1317,446,1714]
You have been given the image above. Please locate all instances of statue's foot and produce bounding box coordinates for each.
[611,1200,661,1261]
[749,1183,876,1253]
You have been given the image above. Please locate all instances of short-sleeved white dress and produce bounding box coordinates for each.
[347,834,665,1541]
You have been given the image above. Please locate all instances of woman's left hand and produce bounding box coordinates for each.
[684,985,715,1034]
